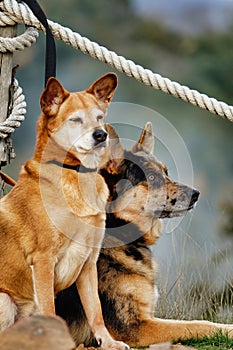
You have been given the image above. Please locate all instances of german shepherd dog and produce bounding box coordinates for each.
[55,122,233,347]
[0,73,129,350]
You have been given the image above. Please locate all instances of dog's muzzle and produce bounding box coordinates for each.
[155,189,200,218]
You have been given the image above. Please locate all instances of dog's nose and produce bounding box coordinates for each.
[190,189,200,206]
[93,129,108,143]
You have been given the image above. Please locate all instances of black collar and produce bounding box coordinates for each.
[47,160,97,173]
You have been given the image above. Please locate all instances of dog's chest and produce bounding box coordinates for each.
[54,240,93,293]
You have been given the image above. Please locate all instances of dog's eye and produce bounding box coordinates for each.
[148,173,165,188]
[70,117,83,123]
[97,115,104,122]
[148,174,155,182]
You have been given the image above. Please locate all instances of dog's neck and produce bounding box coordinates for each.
[104,213,146,247]
[47,160,97,173]
[104,212,161,248]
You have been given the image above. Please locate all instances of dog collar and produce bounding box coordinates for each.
[47,160,97,173]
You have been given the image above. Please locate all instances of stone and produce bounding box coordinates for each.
[0,315,75,350]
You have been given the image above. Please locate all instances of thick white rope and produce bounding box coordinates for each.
[0,0,232,122]
[0,79,27,139]
[0,26,38,52]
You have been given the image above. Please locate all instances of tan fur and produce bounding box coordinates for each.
[0,73,129,350]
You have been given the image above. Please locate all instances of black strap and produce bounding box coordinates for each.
[47,160,97,173]
[22,0,56,86]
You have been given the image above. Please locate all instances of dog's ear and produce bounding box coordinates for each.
[86,73,118,104]
[131,121,154,154]
[103,124,124,174]
[40,78,70,116]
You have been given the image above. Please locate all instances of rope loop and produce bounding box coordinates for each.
[0,0,232,122]
[0,79,27,139]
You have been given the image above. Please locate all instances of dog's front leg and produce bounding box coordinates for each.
[31,256,56,315]
[76,253,129,350]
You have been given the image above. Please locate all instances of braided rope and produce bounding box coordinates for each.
[0,26,38,52]
[0,79,26,138]
[0,0,233,122]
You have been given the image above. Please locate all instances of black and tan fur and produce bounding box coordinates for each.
[55,123,233,347]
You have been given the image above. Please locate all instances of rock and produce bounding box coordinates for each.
[76,345,98,350]
[0,315,75,350]
[149,342,173,350]
[172,344,196,350]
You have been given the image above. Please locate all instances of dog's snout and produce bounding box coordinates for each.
[93,129,108,143]
[190,189,200,206]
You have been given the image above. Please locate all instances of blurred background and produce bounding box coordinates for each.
[4,0,233,320]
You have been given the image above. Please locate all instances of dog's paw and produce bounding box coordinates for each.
[101,340,130,350]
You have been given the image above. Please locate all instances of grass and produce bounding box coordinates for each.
[152,265,233,349]
[131,332,233,349]
[156,280,233,327]
[155,253,233,324]
[176,331,233,349]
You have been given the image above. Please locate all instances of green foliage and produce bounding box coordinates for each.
[185,30,233,103]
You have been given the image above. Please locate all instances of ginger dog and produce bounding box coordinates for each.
[0,73,129,350]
